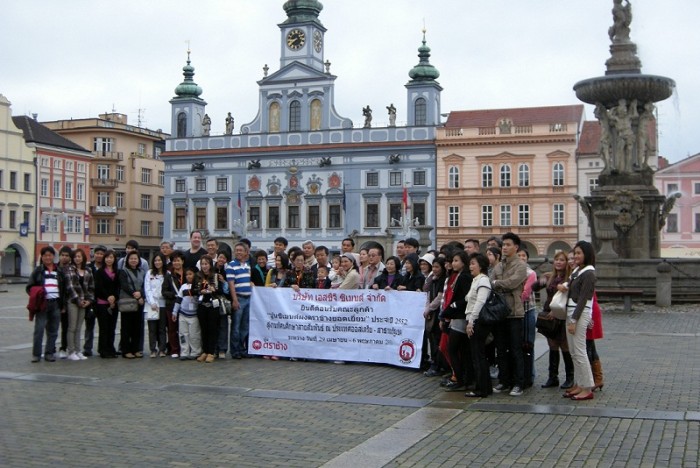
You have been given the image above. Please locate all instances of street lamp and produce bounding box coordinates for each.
[391,216,419,237]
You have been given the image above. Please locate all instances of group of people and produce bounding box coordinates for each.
[27,230,603,401]
[421,233,603,401]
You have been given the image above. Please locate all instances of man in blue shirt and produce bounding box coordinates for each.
[226,242,252,359]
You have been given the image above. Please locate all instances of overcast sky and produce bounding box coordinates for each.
[2,0,698,163]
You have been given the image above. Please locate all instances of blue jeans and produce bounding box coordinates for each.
[33,300,61,357]
[229,295,250,356]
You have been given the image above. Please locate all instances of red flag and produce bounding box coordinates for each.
[402,185,408,213]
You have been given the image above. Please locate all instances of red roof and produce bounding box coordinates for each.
[578,121,601,155]
[445,104,584,128]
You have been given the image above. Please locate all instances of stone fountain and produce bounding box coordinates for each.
[573,0,678,260]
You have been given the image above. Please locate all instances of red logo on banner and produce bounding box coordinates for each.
[398,339,416,364]
[252,340,263,350]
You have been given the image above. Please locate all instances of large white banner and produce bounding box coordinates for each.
[249,288,426,368]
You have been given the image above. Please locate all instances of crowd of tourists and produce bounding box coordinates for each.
[26,230,603,400]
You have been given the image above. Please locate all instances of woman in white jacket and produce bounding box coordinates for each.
[464,253,493,398]
[144,253,169,357]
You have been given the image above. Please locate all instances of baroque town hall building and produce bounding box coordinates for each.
[162,1,441,253]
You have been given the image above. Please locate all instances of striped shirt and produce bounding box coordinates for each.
[44,268,60,300]
[226,258,252,297]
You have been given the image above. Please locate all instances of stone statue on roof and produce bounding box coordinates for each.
[609,0,632,44]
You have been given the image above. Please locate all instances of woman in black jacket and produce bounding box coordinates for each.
[372,256,403,290]
[439,250,474,391]
[119,251,146,358]
[93,249,120,358]
[397,253,425,292]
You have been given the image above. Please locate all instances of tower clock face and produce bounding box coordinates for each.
[313,30,323,52]
[286,29,306,50]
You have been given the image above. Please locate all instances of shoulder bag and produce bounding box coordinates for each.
[118,271,139,312]
[549,290,568,320]
[476,285,511,325]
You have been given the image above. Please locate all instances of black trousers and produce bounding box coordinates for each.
[197,304,220,355]
[495,318,525,388]
[95,303,118,356]
[470,322,493,395]
[120,308,143,354]
[447,328,472,386]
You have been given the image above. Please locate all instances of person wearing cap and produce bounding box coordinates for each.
[337,253,360,289]
[83,245,107,356]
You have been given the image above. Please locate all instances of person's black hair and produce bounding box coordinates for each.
[125,239,139,249]
[253,249,267,259]
[384,256,401,271]
[469,253,489,275]
[206,238,219,246]
[487,246,502,262]
[486,236,503,248]
[216,249,232,262]
[170,250,185,261]
[404,237,420,249]
[184,267,198,280]
[275,252,291,270]
[432,257,447,276]
[274,236,289,246]
[124,250,141,269]
[59,245,72,256]
[342,237,355,247]
[71,249,88,269]
[93,245,107,253]
[452,250,470,269]
[574,240,596,267]
[440,240,464,253]
[150,253,168,274]
[502,232,521,247]
[517,246,530,259]
[465,239,480,250]
[239,238,251,248]
[287,246,302,261]
[40,246,56,256]
[189,230,202,239]
[314,245,329,256]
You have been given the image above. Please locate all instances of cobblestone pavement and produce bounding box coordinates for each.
[1,284,698,467]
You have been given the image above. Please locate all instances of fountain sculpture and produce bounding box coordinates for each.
[573,0,678,259]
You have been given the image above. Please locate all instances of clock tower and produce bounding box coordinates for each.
[279,0,326,72]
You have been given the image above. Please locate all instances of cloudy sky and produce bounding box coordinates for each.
[2,0,698,163]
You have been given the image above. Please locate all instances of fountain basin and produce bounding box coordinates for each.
[574,74,675,106]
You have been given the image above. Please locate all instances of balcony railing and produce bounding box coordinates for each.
[92,151,123,160]
[90,178,118,188]
[91,206,117,215]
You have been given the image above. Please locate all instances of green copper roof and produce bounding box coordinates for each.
[282,0,323,24]
[408,32,440,82]
[174,52,203,98]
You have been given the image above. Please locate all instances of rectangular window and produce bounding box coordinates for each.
[0,169,3,188]
[74,216,82,233]
[366,172,379,187]
[175,179,186,192]
[389,171,402,187]
[93,137,113,153]
[140,221,151,236]
[195,178,206,192]
[195,207,207,230]
[307,205,320,229]
[77,163,85,173]
[500,168,510,188]
[500,205,511,226]
[66,161,73,171]
[77,183,84,201]
[141,168,152,184]
[65,216,74,233]
[287,205,300,229]
[695,213,700,233]
[413,202,425,225]
[65,181,73,200]
[695,182,700,195]
[24,173,31,192]
[140,194,151,210]
[589,178,599,192]
[41,179,48,197]
[115,219,125,236]
[268,206,280,229]
[54,160,61,169]
[366,203,379,228]
[10,171,17,190]
[448,206,460,228]
[216,206,228,230]
[158,196,165,212]
[328,204,341,228]
[116,165,125,181]
[175,207,186,230]
[413,170,426,186]
[249,206,260,228]
[0,209,3,228]
[97,165,110,180]
[389,203,402,226]
[216,177,227,192]
[482,205,493,227]
[96,219,110,234]
[666,213,678,233]
[116,192,125,208]
[97,192,110,206]
[23,211,31,226]
[53,180,61,198]
[482,167,493,188]
[158,222,164,238]
[518,204,530,226]
[158,171,165,186]
[553,204,565,226]
[137,143,146,155]
[9,210,16,229]
[667,183,678,194]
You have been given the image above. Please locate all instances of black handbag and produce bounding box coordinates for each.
[536,311,562,339]
[477,286,511,325]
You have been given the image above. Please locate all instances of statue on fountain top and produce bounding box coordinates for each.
[608,0,632,44]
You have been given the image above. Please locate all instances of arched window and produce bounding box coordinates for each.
[482,165,493,188]
[553,162,565,186]
[518,163,530,187]
[289,100,301,132]
[448,166,459,189]
[269,102,280,133]
[414,98,427,126]
[500,164,511,187]
[177,112,187,138]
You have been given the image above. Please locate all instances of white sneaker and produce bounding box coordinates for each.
[77,352,88,360]
[67,352,81,361]
[58,350,68,359]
